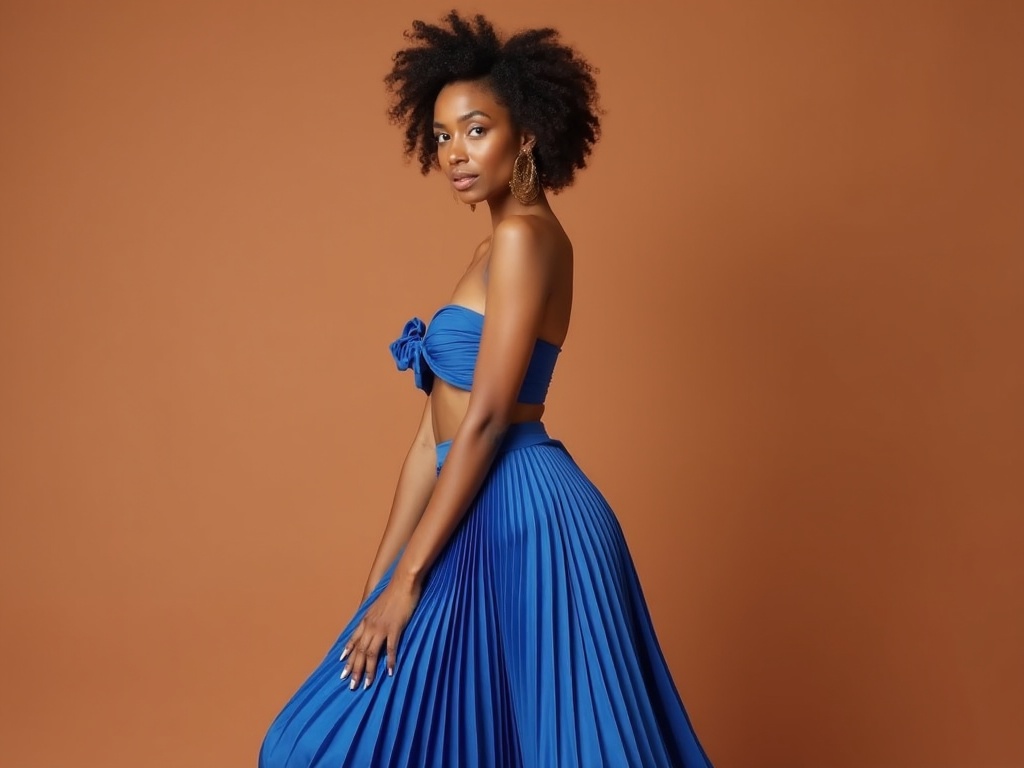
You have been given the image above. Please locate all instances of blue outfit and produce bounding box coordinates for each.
[259,304,713,768]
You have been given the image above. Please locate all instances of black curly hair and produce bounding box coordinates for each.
[384,11,602,193]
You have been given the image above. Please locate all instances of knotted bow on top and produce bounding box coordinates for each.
[389,317,435,394]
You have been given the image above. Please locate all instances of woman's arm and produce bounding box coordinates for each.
[359,396,437,603]
[394,217,553,586]
[338,216,555,689]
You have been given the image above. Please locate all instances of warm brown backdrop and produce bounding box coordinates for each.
[1,1,1021,766]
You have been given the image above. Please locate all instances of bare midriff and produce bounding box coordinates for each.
[429,378,545,445]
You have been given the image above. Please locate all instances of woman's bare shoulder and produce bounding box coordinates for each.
[493,215,571,259]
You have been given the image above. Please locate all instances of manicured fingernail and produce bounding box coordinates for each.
[388,667,393,677]
[340,648,349,661]
[363,678,371,689]
[349,678,357,690]
[340,666,349,680]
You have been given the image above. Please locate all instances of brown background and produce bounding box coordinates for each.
[1,1,1021,766]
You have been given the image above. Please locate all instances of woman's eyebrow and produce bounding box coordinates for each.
[433,110,492,129]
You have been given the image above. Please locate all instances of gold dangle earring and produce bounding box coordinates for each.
[509,147,539,204]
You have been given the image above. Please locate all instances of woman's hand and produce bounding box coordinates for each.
[339,576,421,690]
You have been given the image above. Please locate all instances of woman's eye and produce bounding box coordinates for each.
[469,126,485,136]
[434,133,449,144]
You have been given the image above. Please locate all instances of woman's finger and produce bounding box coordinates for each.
[386,633,398,677]
[347,647,364,690]
[348,633,378,690]
[340,622,364,678]
[362,636,381,689]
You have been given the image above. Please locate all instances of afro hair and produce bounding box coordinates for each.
[384,11,602,193]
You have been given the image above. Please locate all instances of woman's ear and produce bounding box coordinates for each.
[520,131,537,152]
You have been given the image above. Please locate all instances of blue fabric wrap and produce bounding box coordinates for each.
[388,304,560,405]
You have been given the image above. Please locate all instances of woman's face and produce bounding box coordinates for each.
[433,79,527,208]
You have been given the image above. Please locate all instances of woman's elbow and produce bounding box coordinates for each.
[461,404,512,448]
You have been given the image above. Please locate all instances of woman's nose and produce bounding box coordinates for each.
[447,138,466,165]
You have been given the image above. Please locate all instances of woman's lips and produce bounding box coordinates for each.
[452,175,478,191]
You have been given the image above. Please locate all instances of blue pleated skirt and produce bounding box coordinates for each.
[259,422,712,767]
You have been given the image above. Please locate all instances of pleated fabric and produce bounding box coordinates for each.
[259,422,713,768]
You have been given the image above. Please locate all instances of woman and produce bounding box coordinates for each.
[259,12,713,768]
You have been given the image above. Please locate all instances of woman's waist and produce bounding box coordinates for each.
[429,382,545,445]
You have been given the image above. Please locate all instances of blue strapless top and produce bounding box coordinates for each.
[389,304,560,404]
